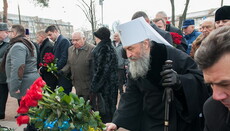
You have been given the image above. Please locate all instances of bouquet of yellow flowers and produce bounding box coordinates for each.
[16,77,105,131]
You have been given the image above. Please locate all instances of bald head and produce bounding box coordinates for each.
[71,31,86,49]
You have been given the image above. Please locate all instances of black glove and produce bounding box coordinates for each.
[160,69,182,90]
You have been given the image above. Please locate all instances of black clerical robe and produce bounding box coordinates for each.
[113,42,209,131]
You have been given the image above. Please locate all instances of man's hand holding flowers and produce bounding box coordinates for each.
[39,53,58,77]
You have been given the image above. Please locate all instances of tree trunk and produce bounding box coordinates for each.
[77,0,97,42]
[170,0,175,26]
[3,0,8,23]
[178,0,190,29]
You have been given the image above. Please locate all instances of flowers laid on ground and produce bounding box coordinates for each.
[170,32,182,47]
[16,77,105,131]
[39,52,58,74]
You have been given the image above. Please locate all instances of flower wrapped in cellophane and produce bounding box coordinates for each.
[16,77,105,131]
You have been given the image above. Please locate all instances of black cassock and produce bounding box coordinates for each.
[112,42,210,131]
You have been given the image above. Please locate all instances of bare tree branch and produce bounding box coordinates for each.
[3,0,8,23]
[170,0,175,26]
[76,0,97,40]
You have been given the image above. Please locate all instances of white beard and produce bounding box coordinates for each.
[129,48,150,80]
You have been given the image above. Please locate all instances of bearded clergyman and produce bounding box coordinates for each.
[105,17,210,131]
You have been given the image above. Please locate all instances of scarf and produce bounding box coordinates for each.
[1,35,34,71]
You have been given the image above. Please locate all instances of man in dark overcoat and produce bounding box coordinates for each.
[45,25,72,94]
[36,30,58,91]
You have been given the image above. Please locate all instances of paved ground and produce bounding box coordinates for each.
[0,93,26,131]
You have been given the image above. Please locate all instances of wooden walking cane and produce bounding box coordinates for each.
[162,60,174,131]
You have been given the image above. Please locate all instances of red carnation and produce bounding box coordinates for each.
[33,77,46,88]
[43,53,55,64]
[16,115,30,126]
[166,21,171,25]
[39,63,43,67]
[17,102,29,114]
[25,96,38,107]
[170,32,182,45]
[27,88,43,100]
[43,63,48,67]
[17,106,29,114]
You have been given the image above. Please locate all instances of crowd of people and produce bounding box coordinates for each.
[0,5,229,131]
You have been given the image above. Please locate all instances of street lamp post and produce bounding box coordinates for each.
[99,0,104,25]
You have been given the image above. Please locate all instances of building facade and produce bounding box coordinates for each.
[0,12,73,41]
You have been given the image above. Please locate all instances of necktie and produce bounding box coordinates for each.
[75,48,78,56]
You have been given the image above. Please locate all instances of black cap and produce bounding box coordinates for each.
[93,27,110,40]
[215,6,230,21]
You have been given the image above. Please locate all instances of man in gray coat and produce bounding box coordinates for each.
[0,23,9,119]
[112,32,127,94]
[4,24,39,104]
[60,31,95,100]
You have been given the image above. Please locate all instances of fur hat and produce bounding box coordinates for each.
[0,23,8,31]
[215,6,230,21]
[94,27,111,40]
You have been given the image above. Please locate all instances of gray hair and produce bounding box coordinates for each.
[195,26,230,70]
[156,11,168,18]
[72,31,85,38]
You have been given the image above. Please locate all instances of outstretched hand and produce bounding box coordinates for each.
[105,123,117,131]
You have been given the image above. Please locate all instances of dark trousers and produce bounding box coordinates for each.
[58,75,72,94]
[0,83,8,119]
[41,72,58,92]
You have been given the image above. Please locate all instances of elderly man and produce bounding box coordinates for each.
[190,18,215,58]
[106,17,209,131]
[195,26,230,131]
[215,5,230,28]
[182,19,201,54]
[112,32,127,94]
[155,11,188,51]
[60,31,95,100]
[152,18,166,30]
[121,11,173,59]
[152,17,186,52]
[0,23,9,119]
